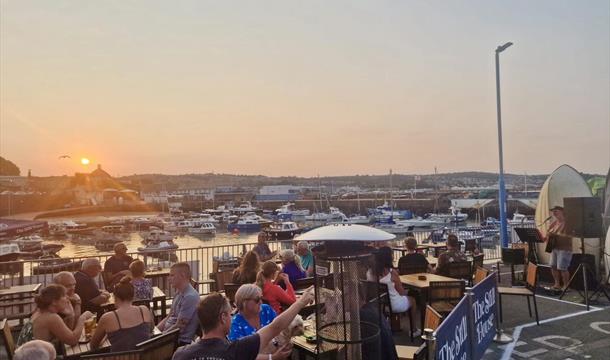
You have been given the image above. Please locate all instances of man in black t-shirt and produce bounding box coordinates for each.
[103,242,133,291]
[172,287,315,360]
[75,258,110,313]
[398,237,435,273]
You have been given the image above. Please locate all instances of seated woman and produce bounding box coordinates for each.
[129,259,153,301]
[228,284,276,341]
[257,261,296,314]
[366,247,418,332]
[90,277,153,352]
[17,284,93,347]
[233,251,260,284]
[279,249,306,287]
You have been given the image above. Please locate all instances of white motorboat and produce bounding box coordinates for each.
[372,222,414,235]
[275,203,310,219]
[233,202,258,214]
[188,223,216,235]
[144,229,175,243]
[138,240,179,254]
[426,206,468,223]
[396,216,449,228]
[191,214,219,224]
[305,207,345,222]
[344,215,371,224]
[161,221,179,232]
[0,243,21,262]
[508,211,535,226]
[12,235,44,250]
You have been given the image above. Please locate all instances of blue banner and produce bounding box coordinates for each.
[435,295,471,360]
[470,274,498,360]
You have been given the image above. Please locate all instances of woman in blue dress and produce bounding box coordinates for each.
[228,284,276,341]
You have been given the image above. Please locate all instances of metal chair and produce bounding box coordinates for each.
[136,328,180,360]
[473,267,490,286]
[423,305,443,331]
[222,283,241,307]
[294,277,315,290]
[445,261,473,285]
[397,257,428,275]
[498,262,540,325]
[0,318,15,360]
[361,280,416,341]
[428,281,465,317]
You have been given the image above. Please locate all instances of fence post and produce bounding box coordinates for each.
[422,328,436,359]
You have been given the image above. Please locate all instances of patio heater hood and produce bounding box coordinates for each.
[296,224,395,258]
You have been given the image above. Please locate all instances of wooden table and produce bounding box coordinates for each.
[400,273,457,329]
[292,321,339,360]
[101,287,167,318]
[0,283,41,298]
[64,327,162,358]
[421,242,448,257]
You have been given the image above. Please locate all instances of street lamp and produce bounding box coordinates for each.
[495,42,513,248]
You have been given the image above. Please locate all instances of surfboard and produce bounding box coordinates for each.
[534,164,594,265]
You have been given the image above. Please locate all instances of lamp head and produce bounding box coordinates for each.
[496,42,514,53]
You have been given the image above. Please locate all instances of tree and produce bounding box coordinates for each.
[0,157,20,176]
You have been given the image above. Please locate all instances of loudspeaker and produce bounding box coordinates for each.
[564,197,602,238]
[568,253,597,290]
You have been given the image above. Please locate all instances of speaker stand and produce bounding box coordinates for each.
[589,253,610,303]
[559,237,597,310]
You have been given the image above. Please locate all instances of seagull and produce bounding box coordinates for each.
[58,155,71,159]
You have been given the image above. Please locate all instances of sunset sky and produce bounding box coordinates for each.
[1,1,608,177]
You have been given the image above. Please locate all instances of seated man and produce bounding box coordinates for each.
[75,258,111,313]
[53,271,82,329]
[252,233,277,262]
[435,234,467,276]
[359,284,398,360]
[397,237,434,273]
[14,340,56,360]
[103,242,134,291]
[172,287,314,360]
[158,262,200,346]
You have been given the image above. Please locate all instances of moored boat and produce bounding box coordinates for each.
[188,223,216,235]
[262,222,303,240]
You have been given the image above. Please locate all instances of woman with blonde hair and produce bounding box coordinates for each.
[257,261,296,314]
[279,249,306,287]
[228,284,276,341]
[233,250,260,284]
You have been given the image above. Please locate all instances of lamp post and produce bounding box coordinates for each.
[495,41,513,248]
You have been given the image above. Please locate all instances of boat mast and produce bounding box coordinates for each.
[434,166,439,213]
[389,169,393,213]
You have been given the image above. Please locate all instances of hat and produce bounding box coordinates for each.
[550,205,564,211]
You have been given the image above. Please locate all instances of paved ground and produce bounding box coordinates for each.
[393,263,610,360]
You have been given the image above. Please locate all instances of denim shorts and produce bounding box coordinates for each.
[550,249,573,271]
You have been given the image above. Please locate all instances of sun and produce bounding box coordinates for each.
[80,158,90,165]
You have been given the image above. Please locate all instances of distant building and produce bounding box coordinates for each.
[72,164,138,205]
[256,185,302,201]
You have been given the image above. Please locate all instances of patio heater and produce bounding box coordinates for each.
[296,224,396,360]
